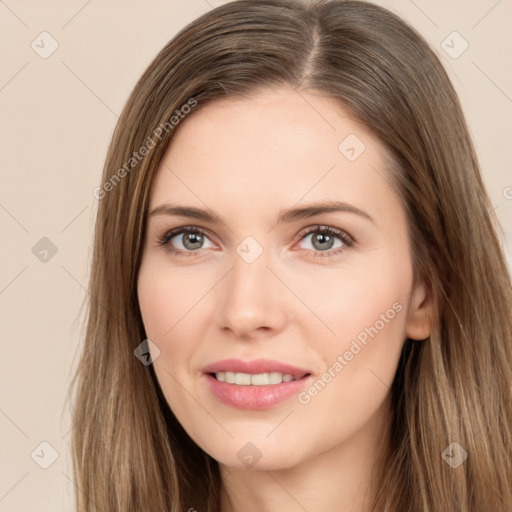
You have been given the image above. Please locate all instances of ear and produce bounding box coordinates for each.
[405,281,432,340]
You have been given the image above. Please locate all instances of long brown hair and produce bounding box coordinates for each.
[69,1,512,510]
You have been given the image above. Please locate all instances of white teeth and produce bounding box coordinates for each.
[235,372,251,385]
[214,371,303,385]
[269,372,282,384]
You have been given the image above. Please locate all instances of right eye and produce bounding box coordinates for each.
[157,226,215,256]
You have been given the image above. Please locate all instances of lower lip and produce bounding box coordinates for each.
[205,373,311,410]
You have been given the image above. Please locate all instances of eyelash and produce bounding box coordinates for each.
[155,225,354,259]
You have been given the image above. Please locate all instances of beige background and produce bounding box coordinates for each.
[1,0,511,510]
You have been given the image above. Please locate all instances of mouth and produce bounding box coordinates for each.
[210,371,307,385]
[203,359,312,410]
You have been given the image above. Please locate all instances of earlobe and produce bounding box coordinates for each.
[405,281,432,341]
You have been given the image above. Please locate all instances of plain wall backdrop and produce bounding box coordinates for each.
[1,0,511,510]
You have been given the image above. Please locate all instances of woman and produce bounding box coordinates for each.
[70,1,512,510]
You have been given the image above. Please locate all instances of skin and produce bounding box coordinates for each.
[137,85,431,512]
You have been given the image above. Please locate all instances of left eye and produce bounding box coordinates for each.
[297,227,351,253]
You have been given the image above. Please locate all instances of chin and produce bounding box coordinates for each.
[198,435,311,472]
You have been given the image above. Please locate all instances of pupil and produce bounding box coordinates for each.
[313,233,334,250]
[184,232,203,249]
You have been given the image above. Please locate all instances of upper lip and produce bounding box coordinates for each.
[203,358,311,377]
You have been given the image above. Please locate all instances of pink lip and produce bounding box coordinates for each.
[203,358,312,410]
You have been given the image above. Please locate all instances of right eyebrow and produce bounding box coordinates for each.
[149,204,223,224]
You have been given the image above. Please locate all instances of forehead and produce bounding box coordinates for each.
[148,86,400,227]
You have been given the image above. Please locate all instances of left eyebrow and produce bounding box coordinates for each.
[276,200,374,225]
[148,200,374,225]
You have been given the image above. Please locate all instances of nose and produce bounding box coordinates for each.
[215,250,288,340]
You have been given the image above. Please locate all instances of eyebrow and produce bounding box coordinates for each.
[149,200,374,225]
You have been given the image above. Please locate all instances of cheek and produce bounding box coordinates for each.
[137,262,213,393]
[137,266,197,401]
[137,266,200,421]
[284,252,412,352]
[138,262,209,340]
[138,283,172,339]
[289,251,411,407]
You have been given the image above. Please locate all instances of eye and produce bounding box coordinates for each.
[157,226,215,255]
[156,224,354,258]
[296,225,353,257]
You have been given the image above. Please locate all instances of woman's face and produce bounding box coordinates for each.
[137,86,430,471]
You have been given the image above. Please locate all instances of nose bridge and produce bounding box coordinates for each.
[216,242,286,335]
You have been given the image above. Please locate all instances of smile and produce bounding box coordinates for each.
[203,359,312,409]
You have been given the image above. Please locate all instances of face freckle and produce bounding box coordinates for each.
[137,85,429,474]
